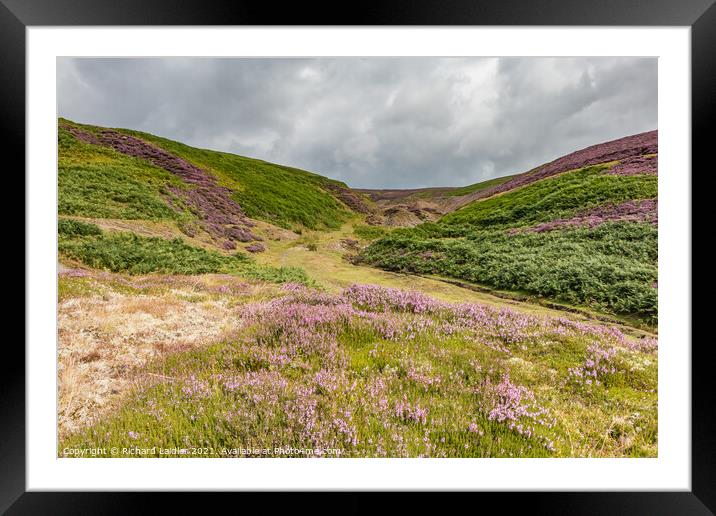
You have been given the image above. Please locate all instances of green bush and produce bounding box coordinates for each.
[58,218,102,238]
[360,222,657,323]
[58,222,312,284]
[353,224,391,240]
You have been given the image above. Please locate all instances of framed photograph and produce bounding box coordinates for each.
[6,0,712,511]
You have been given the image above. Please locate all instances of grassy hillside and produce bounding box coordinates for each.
[115,127,351,231]
[448,130,657,208]
[360,147,658,325]
[441,164,656,229]
[59,118,352,232]
[57,117,363,281]
[58,124,189,222]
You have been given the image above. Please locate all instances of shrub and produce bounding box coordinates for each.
[58,224,313,284]
[360,222,657,324]
[353,224,390,240]
[58,218,102,238]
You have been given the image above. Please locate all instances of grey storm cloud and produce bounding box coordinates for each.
[57,57,657,189]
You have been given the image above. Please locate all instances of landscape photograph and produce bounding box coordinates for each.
[57,57,658,458]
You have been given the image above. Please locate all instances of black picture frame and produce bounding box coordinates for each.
[4,0,712,512]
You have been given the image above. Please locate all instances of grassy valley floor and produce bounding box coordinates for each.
[56,121,658,458]
[58,219,657,458]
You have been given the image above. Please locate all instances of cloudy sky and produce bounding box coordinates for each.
[57,57,657,189]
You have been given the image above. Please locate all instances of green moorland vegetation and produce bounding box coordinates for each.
[440,164,656,229]
[352,224,392,241]
[360,165,658,325]
[59,118,354,232]
[58,125,191,222]
[58,219,312,284]
[115,127,352,231]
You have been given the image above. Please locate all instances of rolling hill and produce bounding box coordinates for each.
[358,131,658,325]
[59,118,365,238]
[58,117,375,283]
[59,118,657,325]
[57,120,658,458]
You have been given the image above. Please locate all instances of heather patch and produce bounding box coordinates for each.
[322,183,372,214]
[607,154,658,176]
[518,199,657,233]
[115,127,353,231]
[486,374,556,450]
[62,123,259,247]
[245,243,266,253]
[452,130,657,203]
[60,284,657,457]
[567,342,618,388]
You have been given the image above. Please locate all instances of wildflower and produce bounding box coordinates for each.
[486,374,556,450]
[394,397,428,425]
[569,342,618,387]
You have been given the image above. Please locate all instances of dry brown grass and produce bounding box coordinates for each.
[56,276,273,437]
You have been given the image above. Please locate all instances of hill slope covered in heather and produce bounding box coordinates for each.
[58,118,657,324]
[57,121,658,458]
[358,131,658,325]
[59,118,366,239]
